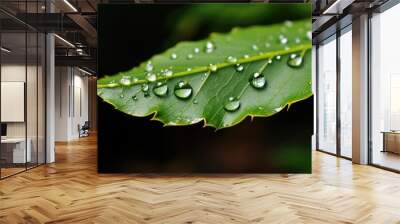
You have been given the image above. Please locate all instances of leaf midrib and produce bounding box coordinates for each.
[97,43,312,89]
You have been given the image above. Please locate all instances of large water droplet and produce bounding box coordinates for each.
[224,97,240,112]
[145,62,153,72]
[287,54,303,68]
[249,72,267,89]
[146,73,157,82]
[209,64,217,72]
[187,54,194,60]
[120,76,131,86]
[275,55,281,61]
[153,82,168,97]
[170,53,177,60]
[174,81,193,99]
[226,56,237,63]
[236,64,244,72]
[204,41,215,53]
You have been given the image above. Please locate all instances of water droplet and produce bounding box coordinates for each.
[194,48,200,54]
[284,20,293,27]
[209,64,217,72]
[224,97,240,112]
[274,107,283,112]
[133,78,139,83]
[120,94,124,98]
[236,64,244,72]
[146,73,157,82]
[120,76,131,86]
[258,106,264,110]
[265,42,271,48]
[145,62,153,72]
[174,81,193,99]
[249,72,267,89]
[307,31,312,40]
[153,82,168,97]
[279,35,288,44]
[132,95,137,101]
[295,37,301,44]
[252,44,259,51]
[275,55,281,60]
[284,46,290,50]
[187,54,194,60]
[163,69,173,77]
[187,68,192,71]
[204,41,215,53]
[141,83,150,97]
[170,53,177,60]
[193,99,198,104]
[287,54,303,68]
[268,58,273,64]
[243,54,250,59]
[226,56,237,63]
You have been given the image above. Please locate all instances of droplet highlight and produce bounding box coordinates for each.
[170,53,177,60]
[287,54,303,68]
[226,56,237,63]
[204,41,215,53]
[174,81,193,99]
[236,64,244,72]
[224,97,240,112]
[249,72,267,89]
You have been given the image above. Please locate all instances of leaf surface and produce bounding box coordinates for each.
[97,19,312,129]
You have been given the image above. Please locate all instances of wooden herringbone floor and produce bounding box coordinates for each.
[1,134,400,224]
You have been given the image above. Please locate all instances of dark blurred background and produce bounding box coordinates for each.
[98,4,312,173]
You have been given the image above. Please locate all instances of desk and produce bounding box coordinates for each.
[1,138,31,163]
[382,131,400,154]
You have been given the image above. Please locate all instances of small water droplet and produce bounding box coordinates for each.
[193,99,198,104]
[133,78,139,83]
[249,72,267,89]
[265,42,271,48]
[268,58,273,64]
[146,73,157,82]
[153,82,168,97]
[243,54,250,59]
[252,44,259,51]
[226,56,237,63]
[209,64,217,72]
[287,54,303,68]
[187,54,194,60]
[224,97,240,112]
[284,20,293,27]
[194,48,200,54]
[145,62,153,72]
[120,76,131,86]
[279,35,288,44]
[141,83,150,97]
[204,41,215,53]
[170,53,177,60]
[274,107,283,112]
[187,68,192,71]
[132,95,137,101]
[295,37,301,44]
[258,106,264,110]
[163,69,173,77]
[236,64,244,72]
[307,31,312,40]
[174,81,193,99]
[275,55,281,60]
[120,94,124,98]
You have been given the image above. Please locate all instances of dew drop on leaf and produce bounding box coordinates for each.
[145,62,153,72]
[251,44,259,51]
[132,95,137,101]
[279,35,288,44]
[170,53,177,60]
[295,37,301,44]
[174,81,193,99]
[120,94,124,98]
[287,54,303,68]
[265,42,271,48]
[194,47,200,54]
[226,56,237,63]
[146,73,157,82]
[275,55,281,60]
[205,41,215,53]
[224,97,240,112]
[120,76,131,86]
[187,54,194,60]
[193,99,198,104]
[274,107,283,112]
[249,72,267,89]
[236,64,244,72]
[187,68,192,71]
[209,64,217,72]
[243,54,250,59]
[141,83,150,97]
[163,69,173,77]
[153,82,168,97]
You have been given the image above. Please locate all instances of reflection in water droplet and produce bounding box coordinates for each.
[170,53,177,60]
[224,97,240,112]
[187,54,194,60]
[209,64,217,72]
[194,48,200,54]
[146,73,157,82]
[145,62,153,72]
[174,81,193,99]
[205,41,215,53]
[120,76,131,86]
[153,82,168,97]
[252,44,259,51]
[249,72,267,89]
[287,54,303,68]
[226,56,237,63]
[236,64,244,72]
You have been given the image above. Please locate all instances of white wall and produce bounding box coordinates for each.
[55,67,89,141]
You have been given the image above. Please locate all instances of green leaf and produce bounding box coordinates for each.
[97,19,312,130]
